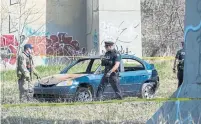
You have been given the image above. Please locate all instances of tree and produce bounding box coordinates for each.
[1,0,46,53]
[141,0,185,56]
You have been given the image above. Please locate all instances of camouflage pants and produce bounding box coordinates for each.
[18,75,32,102]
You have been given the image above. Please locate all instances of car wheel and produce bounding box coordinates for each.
[141,83,155,99]
[74,87,93,102]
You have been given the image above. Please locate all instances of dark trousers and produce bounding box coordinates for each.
[177,70,183,88]
[96,72,122,100]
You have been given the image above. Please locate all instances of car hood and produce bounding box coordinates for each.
[38,74,87,85]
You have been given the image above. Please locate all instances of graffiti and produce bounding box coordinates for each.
[100,21,139,55]
[101,45,132,54]
[100,21,139,44]
[196,0,201,83]
[184,20,201,84]
[26,36,47,56]
[0,35,19,65]
[45,32,86,56]
[93,29,99,50]
[115,45,131,54]
[174,20,201,123]
[27,32,86,65]
[0,32,86,67]
[24,25,50,36]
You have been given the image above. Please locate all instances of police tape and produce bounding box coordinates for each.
[2,97,201,108]
[2,53,175,60]
[142,56,175,60]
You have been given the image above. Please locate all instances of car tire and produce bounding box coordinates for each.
[74,87,93,102]
[140,83,156,99]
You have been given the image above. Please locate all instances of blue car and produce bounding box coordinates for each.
[33,54,159,102]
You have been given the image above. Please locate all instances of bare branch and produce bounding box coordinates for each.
[176,11,184,33]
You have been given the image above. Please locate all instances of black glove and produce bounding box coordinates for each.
[173,68,176,73]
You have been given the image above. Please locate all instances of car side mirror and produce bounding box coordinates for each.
[150,64,155,69]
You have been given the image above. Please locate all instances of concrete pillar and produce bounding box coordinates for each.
[99,0,142,57]
[86,0,99,55]
[46,0,87,49]
[86,0,142,57]
[147,0,201,123]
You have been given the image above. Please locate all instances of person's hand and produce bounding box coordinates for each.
[36,75,41,80]
[100,55,105,60]
[33,70,40,79]
[173,68,176,73]
[106,70,112,78]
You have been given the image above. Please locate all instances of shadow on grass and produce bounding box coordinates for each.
[1,116,144,124]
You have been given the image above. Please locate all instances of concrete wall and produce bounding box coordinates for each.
[147,0,201,123]
[98,0,142,57]
[46,0,87,49]
[86,0,99,55]
[1,0,142,69]
[86,0,142,56]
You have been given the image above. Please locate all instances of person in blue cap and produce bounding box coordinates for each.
[16,43,40,102]
[173,41,185,88]
[96,41,123,100]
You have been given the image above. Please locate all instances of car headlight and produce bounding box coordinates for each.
[56,80,73,86]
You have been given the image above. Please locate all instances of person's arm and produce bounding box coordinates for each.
[18,55,30,78]
[106,53,121,76]
[30,55,40,78]
[111,61,120,72]
[33,68,39,77]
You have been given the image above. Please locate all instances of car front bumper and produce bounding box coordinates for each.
[33,85,77,100]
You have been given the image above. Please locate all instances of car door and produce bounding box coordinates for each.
[121,58,149,96]
[88,59,113,98]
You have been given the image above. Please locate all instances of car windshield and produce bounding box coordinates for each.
[67,59,91,74]
[91,59,104,74]
[65,58,105,74]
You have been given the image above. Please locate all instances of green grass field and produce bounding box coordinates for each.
[1,60,178,123]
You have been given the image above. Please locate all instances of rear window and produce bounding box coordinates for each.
[123,59,145,72]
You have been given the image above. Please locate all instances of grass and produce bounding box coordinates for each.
[1,102,164,123]
[1,60,178,123]
[1,65,66,82]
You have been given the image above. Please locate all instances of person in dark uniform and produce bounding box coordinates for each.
[173,41,185,88]
[96,41,123,100]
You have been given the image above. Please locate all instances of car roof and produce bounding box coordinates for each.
[78,54,142,60]
[60,54,150,74]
